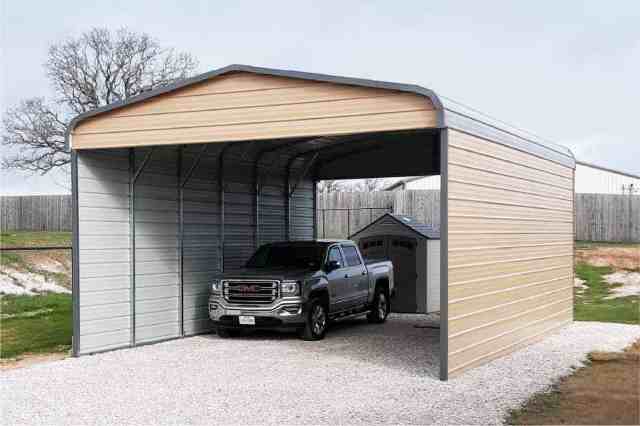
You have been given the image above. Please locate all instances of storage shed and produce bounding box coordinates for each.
[67,64,576,380]
[350,213,440,314]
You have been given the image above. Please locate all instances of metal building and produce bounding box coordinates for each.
[68,65,576,379]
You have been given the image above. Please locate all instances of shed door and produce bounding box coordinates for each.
[389,237,417,313]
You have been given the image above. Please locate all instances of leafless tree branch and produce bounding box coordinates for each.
[2,27,199,174]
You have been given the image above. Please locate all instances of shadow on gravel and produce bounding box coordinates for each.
[203,314,441,379]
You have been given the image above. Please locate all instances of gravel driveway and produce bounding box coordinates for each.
[2,316,638,425]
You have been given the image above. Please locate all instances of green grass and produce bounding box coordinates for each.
[575,240,640,250]
[0,231,71,248]
[0,294,72,359]
[574,263,639,324]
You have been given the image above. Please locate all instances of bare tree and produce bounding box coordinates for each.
[317,180,343,194]
[2,27,198,174]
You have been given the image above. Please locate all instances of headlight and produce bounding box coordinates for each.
[210,280,222,294]
[280,280,300,296]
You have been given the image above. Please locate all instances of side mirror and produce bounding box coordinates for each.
[325,260,341,272]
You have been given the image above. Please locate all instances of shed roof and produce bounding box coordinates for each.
[66,64,575,168]
[350,213,440,240]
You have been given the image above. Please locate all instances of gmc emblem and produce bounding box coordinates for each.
[238,284,259,293]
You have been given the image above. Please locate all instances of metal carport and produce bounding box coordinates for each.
[67,64,575,380]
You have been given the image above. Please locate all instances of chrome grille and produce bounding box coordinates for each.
[223,280,279,305]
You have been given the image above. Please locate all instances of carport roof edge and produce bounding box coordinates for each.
[64,64,575,167]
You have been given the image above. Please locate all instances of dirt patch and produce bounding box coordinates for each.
[0,352,68,371]
[576,245,640,270]
[507,339,640,425]
[0,267,70,295]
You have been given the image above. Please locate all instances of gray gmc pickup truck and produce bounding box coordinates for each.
[208,240,394,340]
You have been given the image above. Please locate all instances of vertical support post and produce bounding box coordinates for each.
[439,128,449,381]
[347,209,351,238]
[219,145,228,272]
[322,209,326,238]
[177,146,184,337]
[255,169,261,248]
[312,180,318,240]
[71,150,80,356]
[285,164,291,241]
[128,148,136,347]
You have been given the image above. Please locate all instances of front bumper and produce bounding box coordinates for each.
[208,295,306,329]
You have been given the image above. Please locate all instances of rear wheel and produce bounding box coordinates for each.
[367,288,389,323]
[216,327,236,338]
[300,298,328,340]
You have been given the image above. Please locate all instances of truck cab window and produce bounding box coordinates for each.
[342,245,362,266]
[327,246,344,267]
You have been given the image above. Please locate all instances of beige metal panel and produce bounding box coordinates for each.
[449,265,573,301]
[449,243,573,267]
[447,129,574,377]
[448,163,573,200]
[448,131,573,179]
[449,146,572,189]
[448,199,573,225]
[71,72,437,149]
[448,232,574,248]
[448,181,573,212]
[73,110,437,149]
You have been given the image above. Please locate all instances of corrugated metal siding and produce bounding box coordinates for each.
[134,147,181,343]
[446,129,574,377]
[181,145,223,336]
[76,142,316,352]
[77,149,131,354]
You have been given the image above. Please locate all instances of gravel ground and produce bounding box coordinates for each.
[1,317,638,425]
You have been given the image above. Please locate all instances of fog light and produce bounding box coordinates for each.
[210,303,219,311]
[280,305,301,316]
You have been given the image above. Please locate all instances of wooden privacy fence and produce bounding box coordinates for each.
[319,190,639,243]
[1,195,72,232]
[575,193,639,243]
[2,192,638,242]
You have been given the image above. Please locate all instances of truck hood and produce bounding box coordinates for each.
[222,267,316,281]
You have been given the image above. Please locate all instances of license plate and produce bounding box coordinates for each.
[238,315,255,325]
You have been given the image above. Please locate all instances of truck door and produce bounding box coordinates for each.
[341,244,369,308]
[326,245,349,313]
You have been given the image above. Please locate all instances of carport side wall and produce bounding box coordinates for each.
[76,149,132,354]
[74,144,315,355]
[446,129,574,377]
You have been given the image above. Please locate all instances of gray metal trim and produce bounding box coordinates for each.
[218,144,231,272]
[71,151,80,356]
[439,128,449,381]
[445,110,575,168]
[312,180,318,240]
[64,64,445,151]
[576,160,640,180]
[128,148,136,346]
[177,146,184,337]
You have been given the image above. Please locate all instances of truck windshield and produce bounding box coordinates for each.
[246,244,325,269]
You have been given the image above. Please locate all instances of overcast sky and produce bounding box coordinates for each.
[1,0,639,194]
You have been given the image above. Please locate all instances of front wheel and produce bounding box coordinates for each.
[367,288,389,323]
[300,298,328,341]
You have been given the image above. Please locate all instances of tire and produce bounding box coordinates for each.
[216,327,235,338]
[300,298,328,341]
[367,287,390,323]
